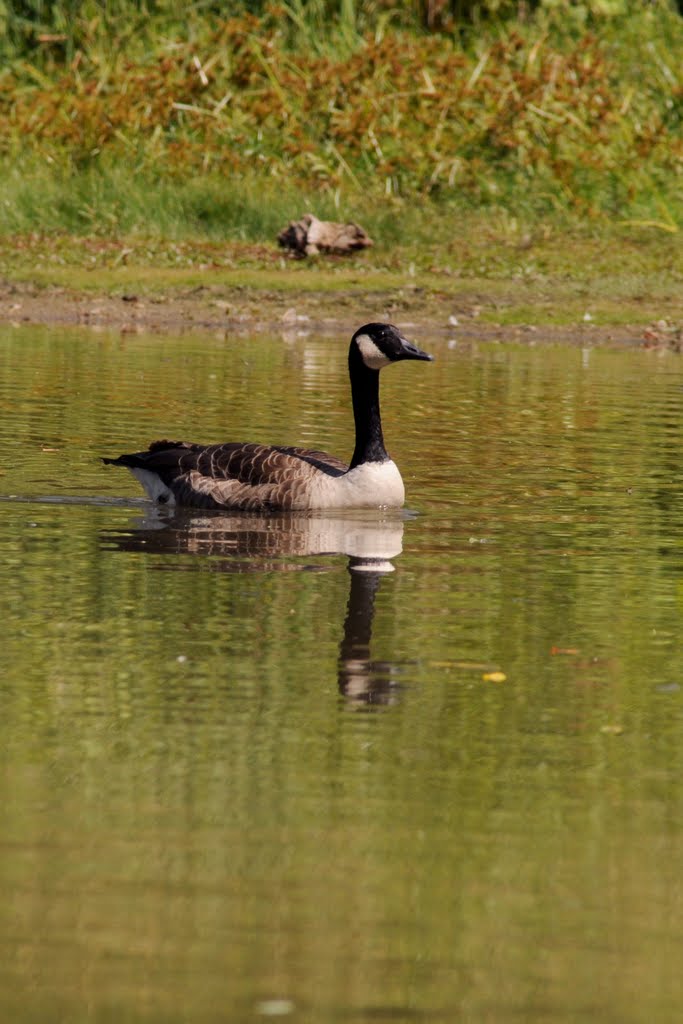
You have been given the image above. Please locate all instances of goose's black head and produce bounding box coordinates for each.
[351,323,433,371]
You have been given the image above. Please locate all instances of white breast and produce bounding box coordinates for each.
[306,460,405,510]
[130,467,176,505]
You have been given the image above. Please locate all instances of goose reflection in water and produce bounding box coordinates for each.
[101,509,405,705]
[337,561,401,705]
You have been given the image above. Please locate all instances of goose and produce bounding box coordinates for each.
[103,322,433,511]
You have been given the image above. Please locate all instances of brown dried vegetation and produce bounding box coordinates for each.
[0,6,680,217]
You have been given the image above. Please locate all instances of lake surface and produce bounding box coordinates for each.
[1,323,683,1023]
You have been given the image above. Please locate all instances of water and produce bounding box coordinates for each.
[1,324,683,1023]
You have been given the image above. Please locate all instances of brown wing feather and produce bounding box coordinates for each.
[106,440,349,510]
[174,442,348,484]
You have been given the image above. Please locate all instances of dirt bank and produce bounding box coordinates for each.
[0,279,676,348]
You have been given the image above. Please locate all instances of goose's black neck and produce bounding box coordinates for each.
[348,344,389,469]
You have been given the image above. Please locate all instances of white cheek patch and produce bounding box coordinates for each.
[356,333,391,370]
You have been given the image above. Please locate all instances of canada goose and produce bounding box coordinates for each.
[103,322,433,511]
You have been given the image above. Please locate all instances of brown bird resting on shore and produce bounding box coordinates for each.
[277,213,372,257]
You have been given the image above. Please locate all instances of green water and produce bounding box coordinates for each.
[1,325,683,1023]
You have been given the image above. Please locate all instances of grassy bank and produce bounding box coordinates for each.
[0,2,680,337]
[1,2,681,236]
[1,217,681,335]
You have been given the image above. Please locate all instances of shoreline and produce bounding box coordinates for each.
[0,279,677,349]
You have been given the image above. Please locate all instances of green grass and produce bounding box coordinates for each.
[1,4,681,226]
[2,159,681,257]
[0,165,316,240]
[0,2,681,332]
[1,211,680,331]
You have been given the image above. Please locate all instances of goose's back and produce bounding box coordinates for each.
[108,439,351,511]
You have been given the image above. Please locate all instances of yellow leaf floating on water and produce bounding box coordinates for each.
[482,671,507,683]
[600,723,624,735]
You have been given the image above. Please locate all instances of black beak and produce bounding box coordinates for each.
[399,336,434,361]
